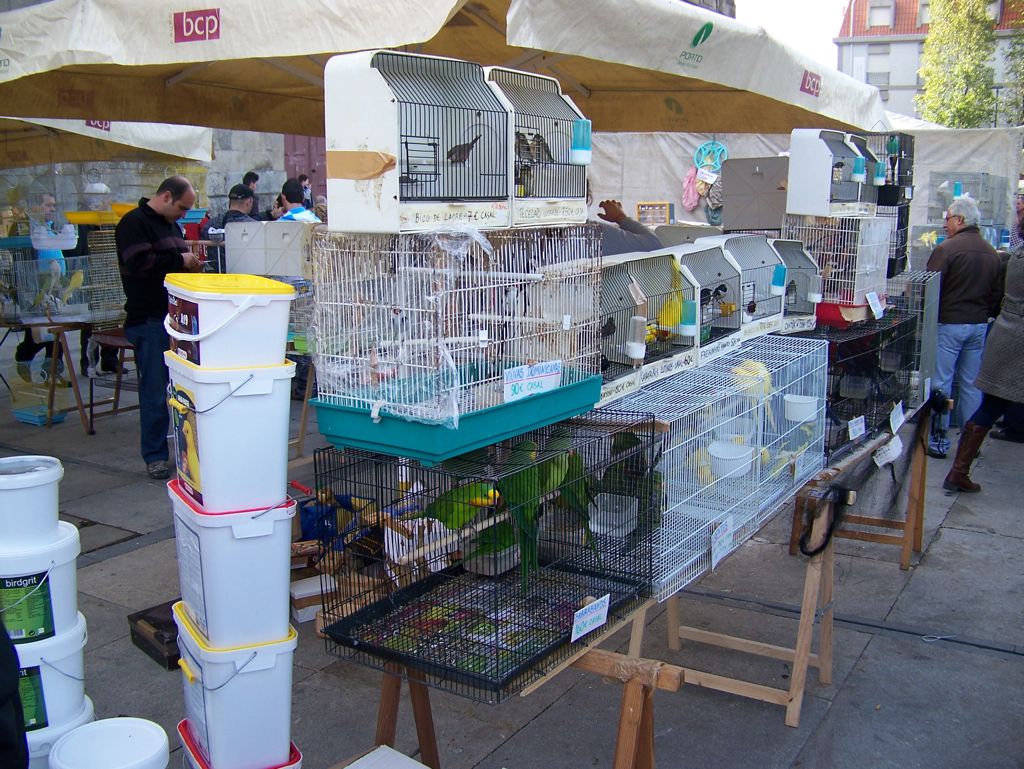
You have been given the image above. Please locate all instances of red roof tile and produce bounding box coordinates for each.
[837,0,1022,38]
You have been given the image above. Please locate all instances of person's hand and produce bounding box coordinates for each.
[182,250,203,272]
[270,203,285,220]
[597,200,627,224]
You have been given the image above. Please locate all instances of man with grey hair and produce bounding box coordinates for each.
[925,196,1003,458]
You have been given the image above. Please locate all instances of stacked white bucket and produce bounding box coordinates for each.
[0,457,94,769]
[162,274,302,769]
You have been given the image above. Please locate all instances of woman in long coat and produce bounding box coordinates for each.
[944,246,1024,492]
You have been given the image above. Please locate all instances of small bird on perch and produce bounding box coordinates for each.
[446,135,482,164]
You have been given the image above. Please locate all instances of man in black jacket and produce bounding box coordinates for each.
[115,177,203,480]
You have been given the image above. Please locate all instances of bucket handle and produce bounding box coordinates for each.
[166,373,255,416]
[163,295,259,342]
[40,655,85,682]
[207,650,258,691]
[0,560,54,615]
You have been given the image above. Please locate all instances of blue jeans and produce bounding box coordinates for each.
[930,323,987,452]
[125,318,170,465]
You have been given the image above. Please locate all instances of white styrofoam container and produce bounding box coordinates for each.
[0,456,64,548]
[26,695,94,769]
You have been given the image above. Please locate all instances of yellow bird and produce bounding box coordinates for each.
[689,446,713,486]
[61,270,84,303]
[182,420,201,489]
[731,359,775,427]
[654,259,685,339]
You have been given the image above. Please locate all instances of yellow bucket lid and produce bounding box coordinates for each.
[172,601,297,653]
[165,273,296,297]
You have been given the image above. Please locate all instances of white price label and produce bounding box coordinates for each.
[503,360,562,403]
[889,401,905,434]
[711,515,735,570]
[848,415,867,440]
[865,292,885,319]
[873,435,904,467]
[571,593,611,642]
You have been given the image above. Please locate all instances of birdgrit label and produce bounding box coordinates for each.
[0,571,55,642]
[18,666,48,731]
[503,360,562,403]
[571,593,610,642]
[168,295,202,365]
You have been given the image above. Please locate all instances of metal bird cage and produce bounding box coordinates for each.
[14,254,92,323]
[794,309,917,459]
[485,67,588,227]
[609,372,761,600]
[0,236,32,322]
[877,203,910,278]
[314,411,657,702]
[269,275,315,354]
[599,249,698,382]
[309,225,603,462]
[697,336,829,519]
[325,50,511,233]
[695,234,786,337]
[782,214,889,323]
[786,129,878,218]
[928,171,1009,228]
[885,270,940,410]
[769,239,822,333]
[84,229,126,331]
[864,132,914,206]
[673,244,743,364]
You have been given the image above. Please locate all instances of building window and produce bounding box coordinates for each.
[918,0,930,25]
[879,88,890,102]
[868,43,891,55]
[867,71,891,87]
[868,0,894,27]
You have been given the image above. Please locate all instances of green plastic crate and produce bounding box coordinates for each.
[313,374,602,464]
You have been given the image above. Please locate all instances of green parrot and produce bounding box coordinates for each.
[420,481,498,530]
[538,426,572,499]
[463,519,517,563]
[496,440,540,590]
[440,447,492,479]
[553,450,599,557]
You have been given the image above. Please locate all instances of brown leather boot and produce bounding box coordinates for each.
[943,422,990,492]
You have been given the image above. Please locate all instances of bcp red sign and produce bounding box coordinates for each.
[85,120,111,131]
[800,70,822,98]
[173,8,220,43]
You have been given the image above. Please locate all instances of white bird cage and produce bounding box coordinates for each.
[14,255,91,323]
[769,239,822,334]
[484,67,589,227]
[83,229,126,330]
[674,244,744,364]
[268,276,315,355]
[884,270,940,410]
[865,132,914,206]
[610,371,761,600]
[782,214,890,328]
[877,203,910,278]
[698,335,829,521]
[654,224,723,247]
[786,129,878,218]
[224,221,315,279]
[694,234,787,339]
[309,225,603,462]
[0,235,33,322]
[325,51,512,233]
[599,249,699,382]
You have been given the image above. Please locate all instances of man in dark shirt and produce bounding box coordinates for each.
[925,196,1003,458]
[115,176,202,479]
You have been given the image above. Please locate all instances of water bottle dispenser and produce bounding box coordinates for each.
[570,118,592,165]
[677,300,698,337]
[770,264,787,297]
[851,156,866,183]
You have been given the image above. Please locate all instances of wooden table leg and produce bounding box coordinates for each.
[785,499,831,728]
[613,675,654,769]
[406,667,440,769]
[627,602,649,658]
[374,664,403,748]
[665,594,681,652]
[56,328,90,433]
[788,494,807,556]
[818,532,834,686]
[902,414,929,569]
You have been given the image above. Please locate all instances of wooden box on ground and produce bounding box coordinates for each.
[127,599,181,670]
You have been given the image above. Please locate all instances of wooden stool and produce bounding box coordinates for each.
[87,328,139,434]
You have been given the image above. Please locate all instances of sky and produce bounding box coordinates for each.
[734,0,850,71]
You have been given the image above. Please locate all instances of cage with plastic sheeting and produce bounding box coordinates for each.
[607,372,760,600]
[14,254,92,323]
[782,214,889,329]
[484,67,589,227]
[877,203,910,278]
[325,51,511,233]
[885,270,940,410]
[309,225,603,463]
[928,171,1008,228]
[0,236,32,322]
[673,243,743,365]
[314,411,657,702]
[697,335,829,520]
[769,238,822,334]
[598,248,699,384]
[694,234,787,339]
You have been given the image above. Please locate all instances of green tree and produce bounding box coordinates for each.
[1001,0,1024,126]
[916,0,997,127]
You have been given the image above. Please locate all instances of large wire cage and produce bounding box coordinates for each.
[675,245,743,356]
[795,309,917,459]
[486,68,587,202]
[769,239,822,320]
[599,250,698,381]
[84,229,127,331]
[697,335,829,520]
[310,225,601,429]
[782,215,889,307]
[609,372,760,600]
[697,235,786,325]
[865,132,914,206]
[0,236,32,323]
[314,411,658,702]
[928,171,1009,228]
[877,203,910,278]
[269,275,315,354]
[885,270,940,410]
[372,52,509,204]
[14,254,92,322]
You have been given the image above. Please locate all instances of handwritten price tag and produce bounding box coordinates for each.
[889,401,905,434]
[711,515,735,570]
[503,360,562,403]
[848,415,867,440]
[571,593,610,642]
[865,292,885,319]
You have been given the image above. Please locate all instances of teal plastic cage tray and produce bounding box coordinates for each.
[313,374,602,464]
[11,406,67,426]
